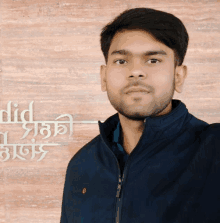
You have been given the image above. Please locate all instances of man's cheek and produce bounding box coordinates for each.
[108,74,125,88]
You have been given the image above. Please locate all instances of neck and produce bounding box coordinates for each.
[118,115,145,155]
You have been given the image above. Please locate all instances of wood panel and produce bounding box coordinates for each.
[0,0,220,222]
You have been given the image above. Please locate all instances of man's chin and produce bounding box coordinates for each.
[118,110,149,121]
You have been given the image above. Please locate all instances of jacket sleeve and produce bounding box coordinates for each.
[60,160,72,223]
[60,178,68,223]
[199,123,220,221]
[60,188,68,223]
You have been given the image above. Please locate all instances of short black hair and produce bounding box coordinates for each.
[100,8,189,66]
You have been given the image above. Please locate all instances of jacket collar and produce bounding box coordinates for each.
[98,99,192,152]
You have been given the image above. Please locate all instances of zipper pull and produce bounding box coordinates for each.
[116,177,122,198]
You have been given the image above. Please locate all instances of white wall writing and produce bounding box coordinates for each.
[0,101,73,162]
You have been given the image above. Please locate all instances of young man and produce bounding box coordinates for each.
[60,8,220,223]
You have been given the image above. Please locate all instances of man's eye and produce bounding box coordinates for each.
[147,59,160,64]
[114,59,127,65]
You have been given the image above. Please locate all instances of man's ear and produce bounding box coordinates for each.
[174,65,188,93]
[100,65,107,92]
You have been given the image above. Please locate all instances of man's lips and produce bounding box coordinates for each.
[126,87,150,94]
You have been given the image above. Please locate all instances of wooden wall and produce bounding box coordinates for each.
[0,0,219,222]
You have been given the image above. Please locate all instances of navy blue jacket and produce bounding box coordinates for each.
[60,99,220,223]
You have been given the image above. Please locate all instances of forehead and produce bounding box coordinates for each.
[108,30,174,57]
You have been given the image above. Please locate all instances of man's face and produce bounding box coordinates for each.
[100,30,182,121]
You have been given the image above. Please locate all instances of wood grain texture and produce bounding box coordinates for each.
[0,0,220,222]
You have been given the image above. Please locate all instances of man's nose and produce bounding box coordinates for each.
[128,60,147,79]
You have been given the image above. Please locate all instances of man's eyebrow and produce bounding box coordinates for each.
[110,49,167,56]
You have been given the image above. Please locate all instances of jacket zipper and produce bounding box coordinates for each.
[98,131,130,223]
[115,119,147,223]
[116,175,122,223]
[115,158,131,223]
[102,143,130,223]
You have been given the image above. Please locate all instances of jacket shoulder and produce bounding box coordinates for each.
[205,123,220,136]
[66,134,101,169]
[199,123,220,149]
